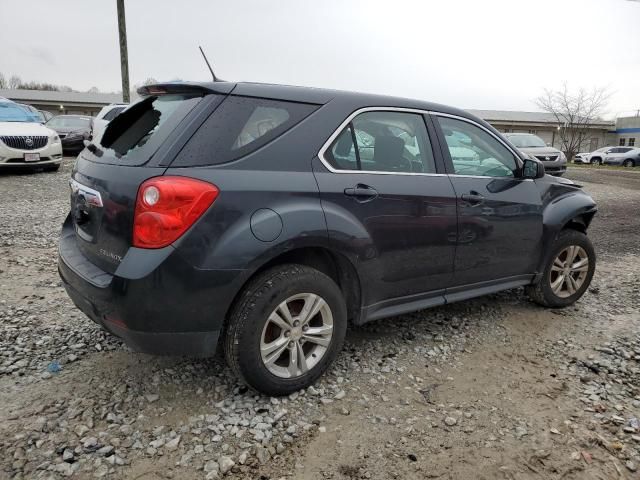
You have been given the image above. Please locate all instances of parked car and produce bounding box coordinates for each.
[45,115,93,154]
[575,146,614,164]
[503,133,567,176]
[91,103,128,144]
[603,147,640,167]
[0,99,62,170]
[588,146,633,165]
[58,82,597,395]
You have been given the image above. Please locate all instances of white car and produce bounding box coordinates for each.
[91,103,128,144]
[0,100,62,171]
[580,146,633,165]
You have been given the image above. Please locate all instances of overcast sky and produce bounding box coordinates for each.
[1,0,638,117]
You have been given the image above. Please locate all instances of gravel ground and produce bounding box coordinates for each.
[0,162,639,480]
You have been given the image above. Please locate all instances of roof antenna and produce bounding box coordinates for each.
[199,45,218,82]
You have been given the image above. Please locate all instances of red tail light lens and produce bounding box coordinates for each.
[133,176,219,248]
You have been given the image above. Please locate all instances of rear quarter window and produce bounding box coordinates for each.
[172,96,318,167]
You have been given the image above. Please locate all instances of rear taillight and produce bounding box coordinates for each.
[133,176,219,249]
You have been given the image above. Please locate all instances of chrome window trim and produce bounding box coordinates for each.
[433,112,524,170]
[317,106,524,179]
[317,107,444,177]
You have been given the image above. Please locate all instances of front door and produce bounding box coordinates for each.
[313,110,458,307]
[433,115,543,287]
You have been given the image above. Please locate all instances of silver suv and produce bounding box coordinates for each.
[504,133,567,176]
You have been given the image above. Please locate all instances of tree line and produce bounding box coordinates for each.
[0,72,75,92]
[0,72,161,95]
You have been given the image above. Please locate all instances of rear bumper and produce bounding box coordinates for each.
[58,217,242,357]
[59,269,220,356]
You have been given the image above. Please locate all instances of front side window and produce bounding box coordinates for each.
[324,111,436,174]
[437,117,517,177]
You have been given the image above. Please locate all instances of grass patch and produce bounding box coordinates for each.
[568,163,638,171]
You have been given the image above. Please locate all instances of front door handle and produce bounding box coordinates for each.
[460,192,485,205]
[344,184,378,201]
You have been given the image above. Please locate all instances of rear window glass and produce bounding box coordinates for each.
[172,96,317,167]
[94,94,202,165]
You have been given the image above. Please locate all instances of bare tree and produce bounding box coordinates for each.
[0,73,6,89]
[87,86,100,93]
[8,75,22,89]
[535,84,610,160]
[142,77,158,85]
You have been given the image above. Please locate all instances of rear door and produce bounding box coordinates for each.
[432,114,543,287]
[313,109,458,307]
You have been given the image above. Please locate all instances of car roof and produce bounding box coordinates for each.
[142,81,491,127]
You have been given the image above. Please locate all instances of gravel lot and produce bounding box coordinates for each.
[1,162,639,480]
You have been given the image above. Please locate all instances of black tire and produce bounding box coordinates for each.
[224,264,347,396]
[623,159,634,168]
[591,158,601,166]
[526,229,596,308]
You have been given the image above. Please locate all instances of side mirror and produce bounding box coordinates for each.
[522,158,545,179]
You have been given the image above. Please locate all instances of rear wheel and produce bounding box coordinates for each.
[224,264,347,396]
[526,229,595,308]
[623,159,634,167]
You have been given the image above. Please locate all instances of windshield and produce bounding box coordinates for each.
[0,102,41,122]
[507,134,546,148]
[46,116,91,129]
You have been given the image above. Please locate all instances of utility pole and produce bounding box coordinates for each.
[117,0,130,102]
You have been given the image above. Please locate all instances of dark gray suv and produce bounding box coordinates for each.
[58,82,597,395]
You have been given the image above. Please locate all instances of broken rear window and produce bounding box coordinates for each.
[95,94,203,165]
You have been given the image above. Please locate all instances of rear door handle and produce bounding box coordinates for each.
[344,184,378,201]
[460,192,485,205]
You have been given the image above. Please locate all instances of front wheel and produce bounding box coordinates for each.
[591,158,601,166]
[526,229,596,308]
[224,264,347,396]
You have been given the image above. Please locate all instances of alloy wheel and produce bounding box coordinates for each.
[549,245,590,298]
[260,293,334,378]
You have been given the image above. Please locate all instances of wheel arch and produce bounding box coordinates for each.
[536,192,597,280]
[225,245,363,328]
